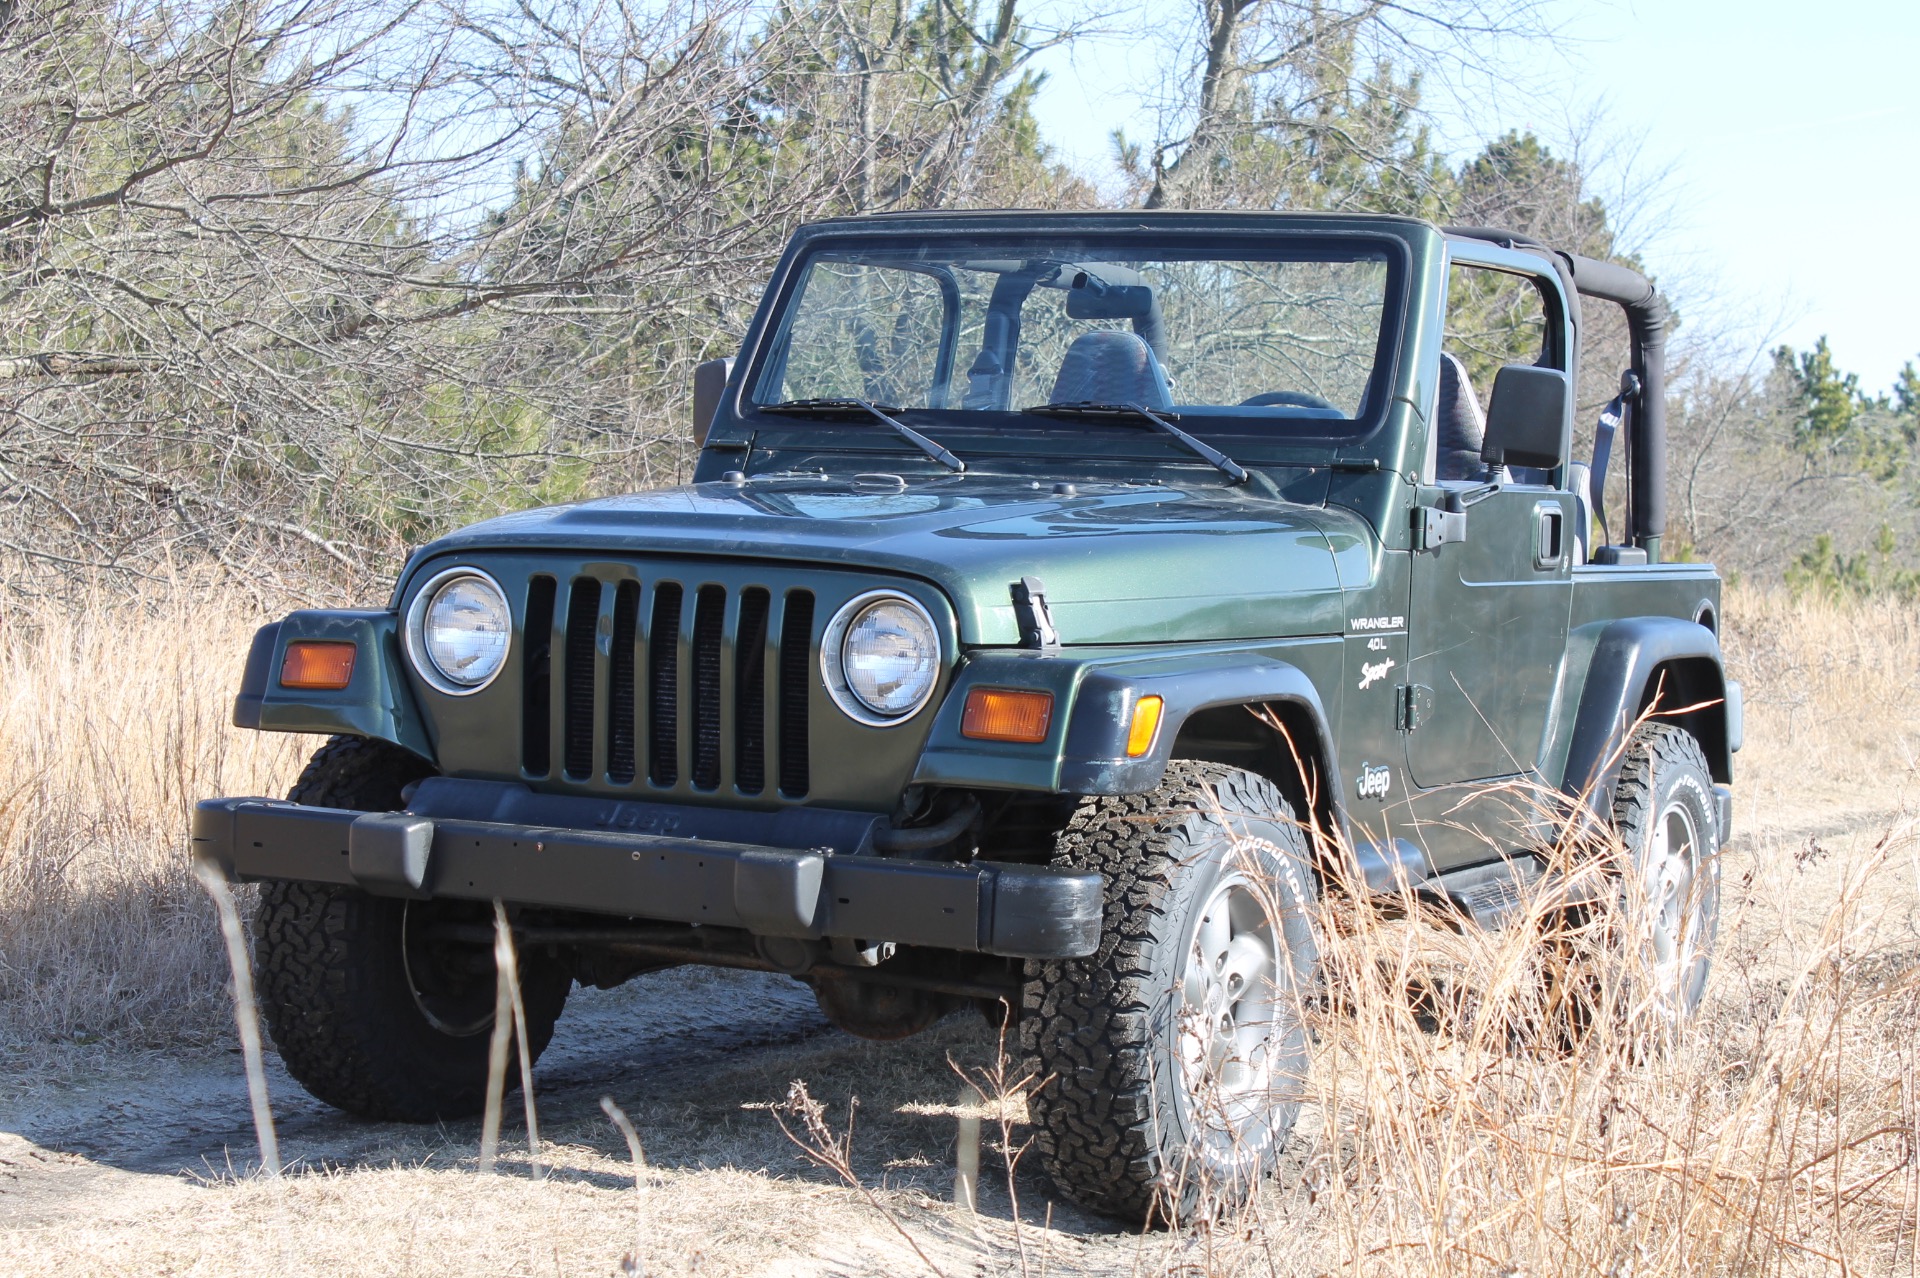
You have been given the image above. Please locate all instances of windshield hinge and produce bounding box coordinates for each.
[1011,576,1060,651]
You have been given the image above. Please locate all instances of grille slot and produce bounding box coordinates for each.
[778,590,814,797]
[607,580,640,784]
[521,576,556,776]
[562,578,603,779]
[734,588,770,794]
[691,586,727,789]
[647,583,684,786]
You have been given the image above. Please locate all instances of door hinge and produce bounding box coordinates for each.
[1413,505,1467,552]
[1396,683,1433,732]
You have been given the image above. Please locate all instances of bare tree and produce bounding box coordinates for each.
[1129,0,1554,211]
[0,0,1073,592]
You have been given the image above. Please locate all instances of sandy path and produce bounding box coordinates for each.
[0,961,1129,1275]
[2,967,834,1221]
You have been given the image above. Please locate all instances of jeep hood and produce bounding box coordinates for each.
[412,474,1369,645]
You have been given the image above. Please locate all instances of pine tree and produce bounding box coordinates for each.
[1893,359,1919,448]
[1777,338,1862,456]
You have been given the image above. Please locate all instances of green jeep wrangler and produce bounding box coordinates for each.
[195,211,1740,1222]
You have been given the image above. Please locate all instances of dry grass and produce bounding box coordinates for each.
[1258,818,1920,1275]
[1,580,1918,1275]
[0,575,305,1060]
[1721,587,1920,828]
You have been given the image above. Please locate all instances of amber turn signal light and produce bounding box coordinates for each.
[280,641,356,690]
[961,687,1053,743]
[1126,695,1164,758]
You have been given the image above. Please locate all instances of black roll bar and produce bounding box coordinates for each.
[1565,254,1668,561]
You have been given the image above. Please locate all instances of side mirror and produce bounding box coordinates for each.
[691,356,734,446]
[1481,365,1570,471]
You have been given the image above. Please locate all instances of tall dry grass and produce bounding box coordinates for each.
[1250,820,1920,1275]
[756,807,1920,1277]
[0,575,305,1055]
[1722,588,1920,826]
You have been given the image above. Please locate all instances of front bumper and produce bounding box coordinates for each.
[191,778,1102,960]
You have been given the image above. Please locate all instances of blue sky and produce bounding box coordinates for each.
[1025,0,1920,393]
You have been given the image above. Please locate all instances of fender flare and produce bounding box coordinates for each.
[908,646,1340,808]
[1561,616,1730,807]
[1058,653,1339,799]
[230,610,435,761]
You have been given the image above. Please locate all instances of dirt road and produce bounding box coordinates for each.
[0,960,1146,1275]
[4,968,825,1210]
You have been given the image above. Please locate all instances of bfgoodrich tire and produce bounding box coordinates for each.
[1022,762,1319,1224]
[253,736,572,1122]
[1610,722,1722,1033]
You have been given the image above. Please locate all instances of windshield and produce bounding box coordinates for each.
[749,234,1399,439]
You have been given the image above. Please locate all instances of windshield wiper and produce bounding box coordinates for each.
[1024,401,1249,484]
[758,398,965,473]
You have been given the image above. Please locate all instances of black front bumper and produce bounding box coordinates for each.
[192,778,1102,961]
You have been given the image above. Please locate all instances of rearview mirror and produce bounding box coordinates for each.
[692,356,733,446]
[1481,365,1570,471]
[1064,266,1165,361]
[1065,278,1154,323]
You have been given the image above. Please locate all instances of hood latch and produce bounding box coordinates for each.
[1011,576,1060,651]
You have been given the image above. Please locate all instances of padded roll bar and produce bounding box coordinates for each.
[1566,254,1669,562]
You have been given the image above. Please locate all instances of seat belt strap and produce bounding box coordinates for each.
[1591,370,1640,545]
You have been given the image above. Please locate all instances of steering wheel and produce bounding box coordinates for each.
[1240,390,1339,412]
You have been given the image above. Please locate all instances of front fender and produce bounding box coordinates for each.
[230,610,434,761]
[910,642,1341,797]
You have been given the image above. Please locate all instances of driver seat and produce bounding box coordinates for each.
[1049,330,1174,410]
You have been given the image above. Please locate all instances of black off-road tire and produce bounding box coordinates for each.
[281,733,435,814]
[1609,722,1722,1028]
[1021,762,1319,1225]
[253,735,572,1122]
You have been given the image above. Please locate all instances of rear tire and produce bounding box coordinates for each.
[1609,722,1721,1035]
[253,736,571,1122]
[1022,762,1318,1224]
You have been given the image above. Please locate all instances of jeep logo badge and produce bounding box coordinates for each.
[1355,763,1392,801]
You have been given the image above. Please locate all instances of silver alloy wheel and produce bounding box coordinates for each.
[1638,795,1708,1025]
[1175,869,1285,1131]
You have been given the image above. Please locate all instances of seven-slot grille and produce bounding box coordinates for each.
[519,573,814,797]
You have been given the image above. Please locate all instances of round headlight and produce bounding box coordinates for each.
[823,593,940,724]
[408,568,511,694]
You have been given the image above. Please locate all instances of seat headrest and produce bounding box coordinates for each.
[1049,330,1173,410]
[1437,353,1485,450]
[1435,352,1487,482]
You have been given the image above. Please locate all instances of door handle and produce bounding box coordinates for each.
[1534,503,1565,568]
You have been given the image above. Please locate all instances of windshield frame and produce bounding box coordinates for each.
[737,228,1411,452]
